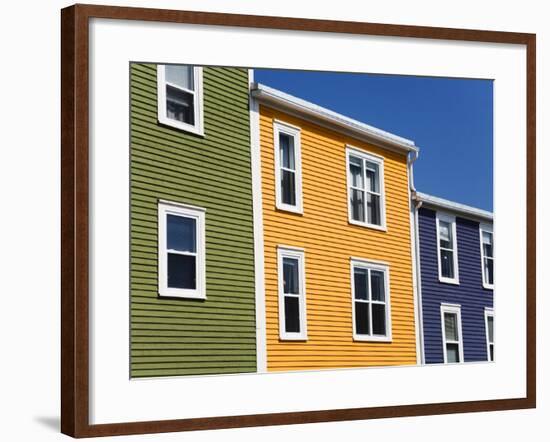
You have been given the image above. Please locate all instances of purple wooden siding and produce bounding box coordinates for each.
[418,207,493,363]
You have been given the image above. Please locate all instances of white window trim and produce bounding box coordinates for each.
[440,303,464,364]
[157,64,204,136]
[435,212,460,285]
[158,200,206,299]
[346,146,387,231]
[485,307,495,362]
[273,120,303,214]
[277,246,307,341]
[350,258,392,342]
[480,223,494,290]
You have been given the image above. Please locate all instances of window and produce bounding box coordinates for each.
[157,64,204,135]
[440,304,463,363]
[436,213,459,284]
[274,121,302,213]
[347,147,386,230]
[480,225,494,289]
[277,246,307,340]
[158,201,206,299]
[351,259,392,341]
[485,308,495,361]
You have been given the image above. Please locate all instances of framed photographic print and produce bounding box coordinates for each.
[61,3,536,438]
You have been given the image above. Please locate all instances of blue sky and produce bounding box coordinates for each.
[254,69,493,211]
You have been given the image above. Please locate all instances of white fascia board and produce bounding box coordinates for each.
[251,83,418,155]
[415,191,493,222]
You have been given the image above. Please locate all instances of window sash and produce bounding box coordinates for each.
[352,264,389,339]
[274,123,302,213]
[441,306,463,363]
[480,228,494,287]
[158,202,206,299]
[278,248,307,340]
[437,214,459,283]
[348,150,384,228]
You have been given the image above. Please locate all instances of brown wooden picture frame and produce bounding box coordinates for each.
[61,3,536,438]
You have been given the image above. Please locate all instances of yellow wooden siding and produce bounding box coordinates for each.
[260,105,417,371]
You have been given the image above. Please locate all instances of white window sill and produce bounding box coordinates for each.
[348,219,387,232]
[275,203,303,215]
[353,335,392,343]
[158,289,206,300]
[438,277,460,285]
[279,334,308,341]
[158,116,205,137]
[483,283,494,290]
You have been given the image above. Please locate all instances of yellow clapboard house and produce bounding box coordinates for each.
[251,83,419,372]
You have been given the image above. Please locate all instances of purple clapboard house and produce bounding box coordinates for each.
[413,192,494,364]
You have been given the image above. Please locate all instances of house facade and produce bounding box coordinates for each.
[414,192,494,364]
[129,63,257,377]
[251,83,420,372]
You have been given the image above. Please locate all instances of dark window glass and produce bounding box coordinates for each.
[489,345,494,361]
[351,189,365,222]
[284,296,300,333]
[167,253,196,289]
[367,193,380,225]
[366,165,379,193]
[283,258,299,294]
[167,214,196,252]
[446,343,460,363]
[440,249,455,278]
[372,304,386,335]
[354,268,368,300]
[279,133,295,169]
[371,271,385,301]
[281,170,296,206]
[485,258,494,285]
[444,313,459,341]
[355,301,370,335]
[487,316,494,342]
[166,85,194,124]
[349,156,363,188]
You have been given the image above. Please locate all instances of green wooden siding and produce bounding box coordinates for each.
[130,63,256,378]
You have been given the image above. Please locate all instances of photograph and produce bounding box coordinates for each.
[129,63,494,377]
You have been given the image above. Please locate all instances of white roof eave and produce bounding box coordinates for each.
[251,83,418,155]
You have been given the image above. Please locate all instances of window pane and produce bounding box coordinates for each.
[439,221,452,249]
[367,193,381,225]
[372,304,386,335]
[279,133,295,170]
[489,344,494,361]
[284,296,301,333]
[283,257,299,295]
[355,301,370,335]
[370,271,385,301]
[165,65,194,90]
[482,231,493,257]
[444,312,459,341]
[446,343,460,363]
[366,163,379,193]
[281,170,296,206]
[487,316,494,342]
[349,156,364,188]
[166,85,195,125]
[440,249,455,278]
[351,189,365,222]
[484,258,494,285]
[167,214,196,252]
[167,253,196,289]
[353,268,368,300]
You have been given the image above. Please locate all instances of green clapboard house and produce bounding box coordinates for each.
[130,63,256,377]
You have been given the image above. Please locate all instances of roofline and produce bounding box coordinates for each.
[250,83,419,155]
[414,192,493,221]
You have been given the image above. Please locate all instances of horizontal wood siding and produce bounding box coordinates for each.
[418,208,494,363]
[260,105,417,371]
[130,63,256,377]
